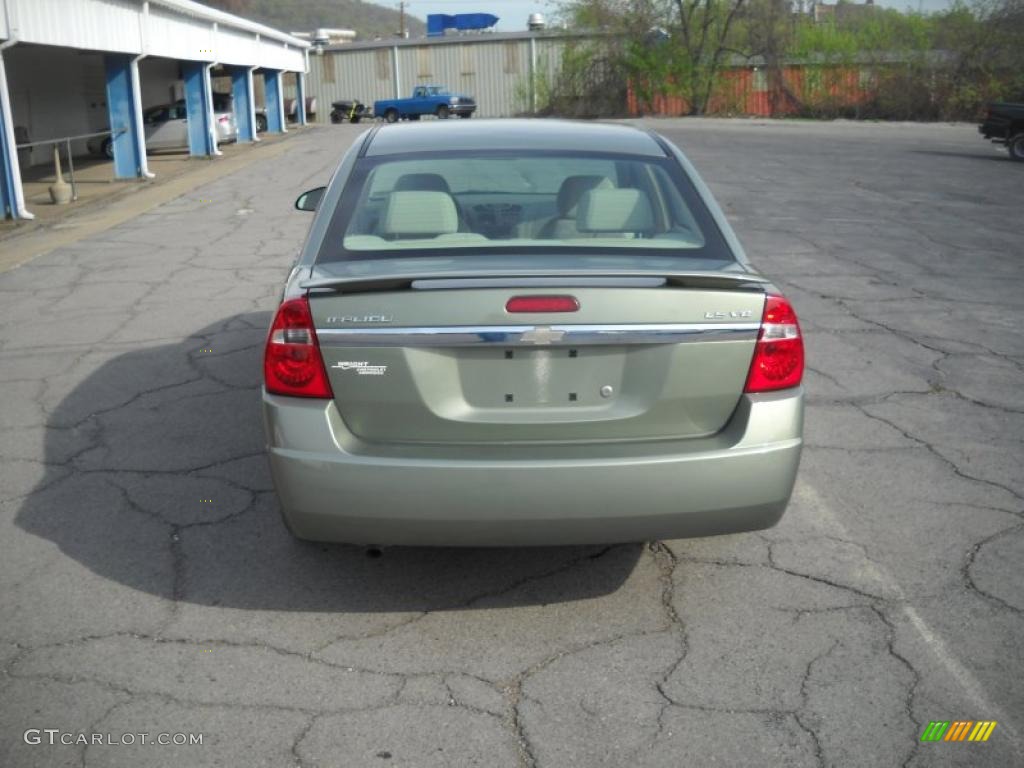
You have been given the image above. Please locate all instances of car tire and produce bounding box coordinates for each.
[384,108,399,123]
[350,115,361,124]
[256,114,268,133]
[1009,133,1024,162]
[102,138,114,159]
[436,105,450,119]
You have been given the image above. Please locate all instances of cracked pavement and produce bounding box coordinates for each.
[0,119,1021,767]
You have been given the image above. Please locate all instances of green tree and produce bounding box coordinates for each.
[552,0,1023,119]
[558,0,749,115]
[670,0,751,113]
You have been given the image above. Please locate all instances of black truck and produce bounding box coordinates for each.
[978,102,1024,161]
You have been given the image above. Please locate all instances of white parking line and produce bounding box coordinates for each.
[798,481,1020,747]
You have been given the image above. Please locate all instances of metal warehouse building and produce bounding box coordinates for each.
[0,0,309,220]
[306,31,583,120]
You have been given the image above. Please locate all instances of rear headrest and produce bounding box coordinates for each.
[393,173,451,194]
[556,175,613,217]
[382,191,459,237]
[577,188,654,233]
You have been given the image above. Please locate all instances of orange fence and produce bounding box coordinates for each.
[628,64,877,117]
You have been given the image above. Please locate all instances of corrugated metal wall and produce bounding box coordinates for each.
[145,5,215,62]
[5,0,143,54]
[1,0,307,71]
[304,35,577,121]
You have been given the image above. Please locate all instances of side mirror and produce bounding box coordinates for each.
[295,186,325,212]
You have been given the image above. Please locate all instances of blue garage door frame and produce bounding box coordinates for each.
[264,69,285,133]
[0,81,17,218]
[295,72,306,125]
[0,45,31,219]
[182,60,215,156]
[104,54,146,179]
[230,66,256,142]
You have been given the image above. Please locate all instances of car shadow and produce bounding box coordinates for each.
[910,148,1012,163]
[15,312,641,613]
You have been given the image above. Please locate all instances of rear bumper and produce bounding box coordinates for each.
[263,389,803,546]
[216,124,237,142]
[979,120,1009,142]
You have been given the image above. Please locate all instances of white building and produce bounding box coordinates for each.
[0,0,310,219]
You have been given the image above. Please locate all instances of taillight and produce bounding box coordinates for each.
[744,294,804,393]
[264,297,333,398]
[506,295,579,313]
[218,115,230,124]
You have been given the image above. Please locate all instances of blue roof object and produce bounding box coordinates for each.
[426,13,500,36]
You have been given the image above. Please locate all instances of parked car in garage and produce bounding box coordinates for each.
[88,96,237,157]
[978,102,1024,161]
[255,97,317,131]
[374,84,476,122]
[264,120,805,546]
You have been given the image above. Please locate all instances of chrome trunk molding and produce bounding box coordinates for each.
[315,323,760,347]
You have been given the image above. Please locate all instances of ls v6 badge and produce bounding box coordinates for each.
[332,361,388,376]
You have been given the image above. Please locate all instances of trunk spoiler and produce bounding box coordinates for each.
[300,270,769,293]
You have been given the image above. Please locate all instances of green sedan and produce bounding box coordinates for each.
[263,119,804,546]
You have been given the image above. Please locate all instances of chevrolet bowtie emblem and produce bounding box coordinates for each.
[520,326,565,345]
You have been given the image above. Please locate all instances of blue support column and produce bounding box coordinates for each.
[182,60,215,156]
[264,69,285,133]
[0,52,20,219]
[230,66,256,142]
[0,104,15,219]
[295,72,307,125]
[0,46,31,219]
[104,54,146,179]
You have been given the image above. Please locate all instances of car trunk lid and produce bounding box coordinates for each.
[307,272,766,445]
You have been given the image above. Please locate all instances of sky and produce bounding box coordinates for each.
[408,0,959,32]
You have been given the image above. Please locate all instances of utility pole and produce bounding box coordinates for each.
[398,0,406,38]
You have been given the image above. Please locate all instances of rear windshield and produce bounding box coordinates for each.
[315,151,735,264]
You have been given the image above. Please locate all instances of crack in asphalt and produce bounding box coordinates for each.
[647,541,691,753]
[961,523,1024,615]
[290,713,319,768]
[79,695,133,768]
[794,637,841,768]
[311,545,618,655]
[869,606,923,768]
[853,403,1024,511]
[505,678,538,768]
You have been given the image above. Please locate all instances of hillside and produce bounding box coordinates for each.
[203,0,426,40]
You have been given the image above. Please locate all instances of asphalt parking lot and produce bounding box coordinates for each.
[1,118,1021,768]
